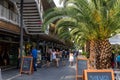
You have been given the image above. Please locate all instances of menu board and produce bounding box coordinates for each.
[76,58,88,80]
[84,70,114,80]
[20,56,33,74]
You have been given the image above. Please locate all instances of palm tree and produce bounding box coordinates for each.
[43,0,120,69]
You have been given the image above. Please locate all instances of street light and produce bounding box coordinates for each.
[20,0,24,58]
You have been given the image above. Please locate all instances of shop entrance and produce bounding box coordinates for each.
[0,42,18,69]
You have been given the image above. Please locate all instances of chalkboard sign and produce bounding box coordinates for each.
[76,58,88,80]
[20,56,33,74]
[84,70,114,80]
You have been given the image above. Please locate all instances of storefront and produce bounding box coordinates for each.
[0,34,19,69]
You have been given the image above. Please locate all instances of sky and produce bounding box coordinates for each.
[53,0,63,7]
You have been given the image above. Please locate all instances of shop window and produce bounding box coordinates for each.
[8,1,14,20]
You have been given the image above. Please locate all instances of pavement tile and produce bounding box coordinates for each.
[2,61,76,80]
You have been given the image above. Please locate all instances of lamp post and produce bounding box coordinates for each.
[20,0,24,58]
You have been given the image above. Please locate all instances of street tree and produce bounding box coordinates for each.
[43,0,120,69]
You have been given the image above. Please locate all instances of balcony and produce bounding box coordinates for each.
[0,5,19,26]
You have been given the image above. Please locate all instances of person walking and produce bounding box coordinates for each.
[17,46,26,69]
[31,46,38,71]
[62,50,66,66]
[73,50,78,63]
[69,51,74,66]
[116,53,120,69]
[51,49,56,67]
[46,49,51,67]
[56,49,60,67]
[111,49,115,68]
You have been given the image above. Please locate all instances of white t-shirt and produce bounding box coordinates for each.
[52,52,56,59]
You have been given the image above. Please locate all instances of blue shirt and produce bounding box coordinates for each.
[116,55,120,62]
[31,48,37,58]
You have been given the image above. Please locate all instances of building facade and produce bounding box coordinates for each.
[0,0,67,70]
[0,0,20,68]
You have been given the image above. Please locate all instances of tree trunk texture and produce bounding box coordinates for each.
[85,41,90,58]
[89,40,97,69]
[96,39,112,69]
[95,40,101,69]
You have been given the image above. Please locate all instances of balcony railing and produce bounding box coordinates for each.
[0,5,19,25]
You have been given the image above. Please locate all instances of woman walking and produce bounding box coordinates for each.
[69,51,74,66]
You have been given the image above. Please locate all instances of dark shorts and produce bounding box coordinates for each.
[62,56,65,61]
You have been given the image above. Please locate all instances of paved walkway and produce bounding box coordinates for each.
[2,69,19,80]
[2,61,120,80]
[2,61,76,80]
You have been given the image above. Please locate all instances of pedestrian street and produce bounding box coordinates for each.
[2,61,76,80]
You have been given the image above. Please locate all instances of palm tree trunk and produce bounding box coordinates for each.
[96,39,112,69]
[85,41,90,56]
[89,40,96,69]
[95,40,102,69]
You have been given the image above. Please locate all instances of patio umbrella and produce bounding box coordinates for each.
[109,34,120,44]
